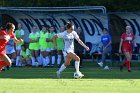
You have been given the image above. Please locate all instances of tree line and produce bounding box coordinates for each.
[0,0,140,12]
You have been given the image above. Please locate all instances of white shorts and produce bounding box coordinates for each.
[6,46,15,54]
[16,45,21,50]
[63,50,74,57]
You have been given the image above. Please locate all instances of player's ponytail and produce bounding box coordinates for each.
[66,22,73,29]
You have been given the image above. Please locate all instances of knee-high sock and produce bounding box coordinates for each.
[52,56,55,65]
[39,54,43,65]
[46,56,50,65]
[123,60,127,67]
[57,55,62,65]
[16,56,20,66]
[42,58,47,66]
[58,64,66,72]
[126,61,131,70]
[31,57,35,66]
[36,56,41,65]
[75,61,80,73]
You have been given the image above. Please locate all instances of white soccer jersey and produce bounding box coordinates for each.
[57,30,79,53]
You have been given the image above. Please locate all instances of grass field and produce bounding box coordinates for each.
[0,67,140,93]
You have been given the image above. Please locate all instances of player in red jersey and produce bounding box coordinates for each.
[0,23,23,72]
[119,26,136,72]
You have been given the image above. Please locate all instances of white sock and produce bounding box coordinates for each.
[75,61,80,73]
[39,54,43,65]
[42,58,47,66]
[31,57,35,66]
[37,56,42,65]
[58,64,66,72]
[52,56,55,65]
[46,56,50,65]
[18,62,22,66]
[16,56,20,66]
[57,55,62,65]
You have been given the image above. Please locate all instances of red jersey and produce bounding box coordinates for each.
[121,33,134,48]
[0,30,15,56]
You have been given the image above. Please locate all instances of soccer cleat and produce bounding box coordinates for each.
[78,71,84,78]
[120,65,123,72]
[128,70,131,72]
[104,66,109,70]
[98,62,103,67]
[56,71,61,79]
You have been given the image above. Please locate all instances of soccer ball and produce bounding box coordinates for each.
[73,72,83,79]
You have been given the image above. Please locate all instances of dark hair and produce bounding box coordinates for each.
[66,22,73,29]
[103,28,108,32]
[5,22,15,30]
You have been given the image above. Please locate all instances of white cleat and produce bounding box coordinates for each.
[98,62,103,67]
[104,66,109,70]
[56,71,61,79]
[78,71,84,78]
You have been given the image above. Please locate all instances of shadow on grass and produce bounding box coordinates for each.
[0,67,140,79]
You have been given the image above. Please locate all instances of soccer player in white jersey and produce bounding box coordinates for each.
[53,22,89,78]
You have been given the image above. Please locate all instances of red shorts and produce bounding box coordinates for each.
[122,46,132,54]
[0,50,6,57]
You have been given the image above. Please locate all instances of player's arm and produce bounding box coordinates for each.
[119,38,123,53]
[104,35,112,50]
[76,38,89,51]
[53,35,58,49]
[29,38,36,43]
[104,40,112,49]
[73,31,89,51]
[12,36,23,44]
[46,33,51,42]
[133,36,137,47]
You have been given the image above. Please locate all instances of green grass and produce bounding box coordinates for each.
[0,67,140,93]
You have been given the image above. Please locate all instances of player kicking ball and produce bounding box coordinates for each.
[53,22,89,79]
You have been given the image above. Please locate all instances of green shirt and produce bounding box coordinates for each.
[39,31,50,49]
[56,38,64,50]
[15,29,24,46]
[29,32,40,50]
[47,32,56,48]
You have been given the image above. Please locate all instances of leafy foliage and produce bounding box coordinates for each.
[0,0,140,12]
